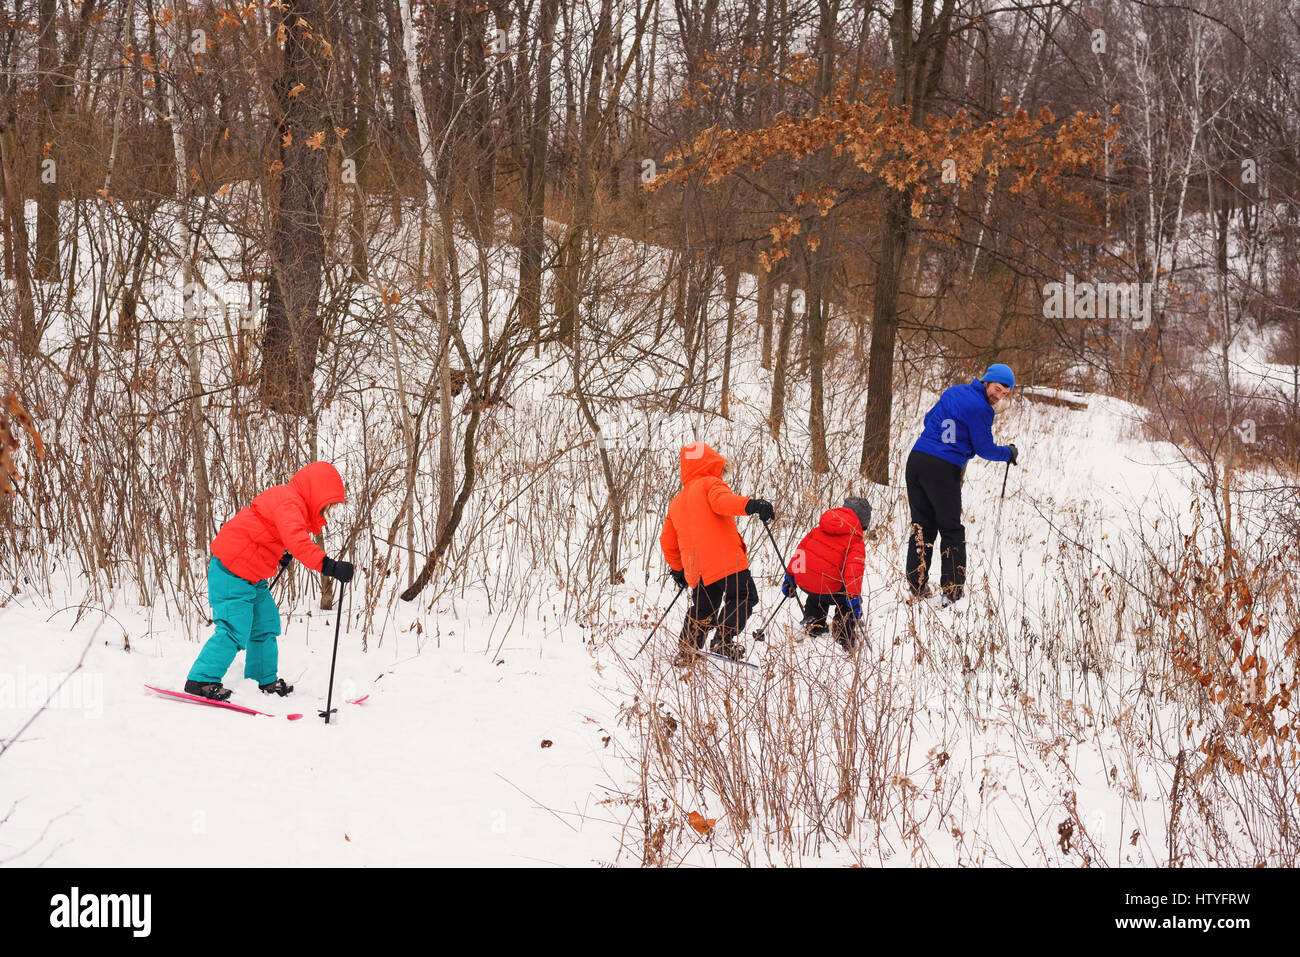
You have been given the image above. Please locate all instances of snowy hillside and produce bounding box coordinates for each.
[4,309,1292,867]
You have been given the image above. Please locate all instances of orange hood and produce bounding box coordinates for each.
[680,442,726,485]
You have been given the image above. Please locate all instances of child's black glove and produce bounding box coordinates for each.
[745,498,775,523]
[278,551,292,570]
[321,556,354,584]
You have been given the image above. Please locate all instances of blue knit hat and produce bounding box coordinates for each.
[982,363,1015,389]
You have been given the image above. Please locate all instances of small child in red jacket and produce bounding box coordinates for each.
[184,462,354,701]
[783,497,872,651]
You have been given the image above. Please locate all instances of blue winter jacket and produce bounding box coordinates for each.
[912,380,1013,467]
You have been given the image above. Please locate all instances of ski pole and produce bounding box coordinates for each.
[632,584,686,660]
[319,581,346,724]
[752,592,791,642]
[761,519,804,614]
[993,459,1012,589]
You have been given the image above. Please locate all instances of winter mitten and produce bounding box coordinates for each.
[847,595,863,620]
[670,568,688,589]
[321,556,355,584]
[1008,443,1019,466]
[745,498,775,523]
[782,573,799,598]
[278,550,292,570]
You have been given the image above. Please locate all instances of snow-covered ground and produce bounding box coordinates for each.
[2,194,1296,868]
[3,382,1276,867]
[0,596,625,866]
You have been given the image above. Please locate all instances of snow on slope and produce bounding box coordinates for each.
[0,596,624,866]
[4,196,1294,867]
[2,313,1281,867]
[583,387,1207,867]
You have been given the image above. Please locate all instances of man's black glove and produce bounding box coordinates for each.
[321,556,354,584]
[278,551,292,570]
[670,568,688,589]
[745,498,775,523]
[1008,443,1019,466]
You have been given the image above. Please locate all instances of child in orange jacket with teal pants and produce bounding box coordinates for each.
[185,462,354,701]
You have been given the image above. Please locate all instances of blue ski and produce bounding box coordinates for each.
[702,651,759,670]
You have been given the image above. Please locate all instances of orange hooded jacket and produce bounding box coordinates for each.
[210,462,347,582]
[659,443,752,588]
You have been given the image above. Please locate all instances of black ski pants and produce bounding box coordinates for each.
[680,569,759,648]
[904,449,967,600]
[801,591,858,646]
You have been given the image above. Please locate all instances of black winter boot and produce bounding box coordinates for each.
[709,633,746,661]
[184,680,232,702]
[259,678,294,696]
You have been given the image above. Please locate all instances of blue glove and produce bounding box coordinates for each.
[782,573,798,598]
[846,596,862,620]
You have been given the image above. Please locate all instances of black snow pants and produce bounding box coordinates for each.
[801,591,859,646]
[680,569,759,649]
[904,449,967,600]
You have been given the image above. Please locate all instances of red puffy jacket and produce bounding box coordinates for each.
[788,506,865,596]
[210,462,346,583]
[659,443,751,587]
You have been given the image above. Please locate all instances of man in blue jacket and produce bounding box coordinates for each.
[906,363,1020,605]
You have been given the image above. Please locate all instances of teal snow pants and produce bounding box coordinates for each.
[186,556,282,686]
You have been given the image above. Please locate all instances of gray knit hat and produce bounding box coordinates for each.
[843,497,872,532]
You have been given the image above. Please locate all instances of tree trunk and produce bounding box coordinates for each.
[519,0,559,344]
[348,0,376,283]
[859,190,910,482]
[806,0,838,473]
[858,0,956,483]
[0,114,38,354]
[720,256,740,417]
[36,0,59,280]
[260,0,329,416]
[164,10,211,547]
[555,0,613,344]
[436,200,457,540]
[757,262,773,369]
[769,268,795,439]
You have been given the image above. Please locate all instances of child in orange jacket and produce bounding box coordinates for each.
[184,462,354,701]
[659,442,775,662]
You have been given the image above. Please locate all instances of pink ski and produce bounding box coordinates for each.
[144,685,303,720]
[316,694,370,705]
